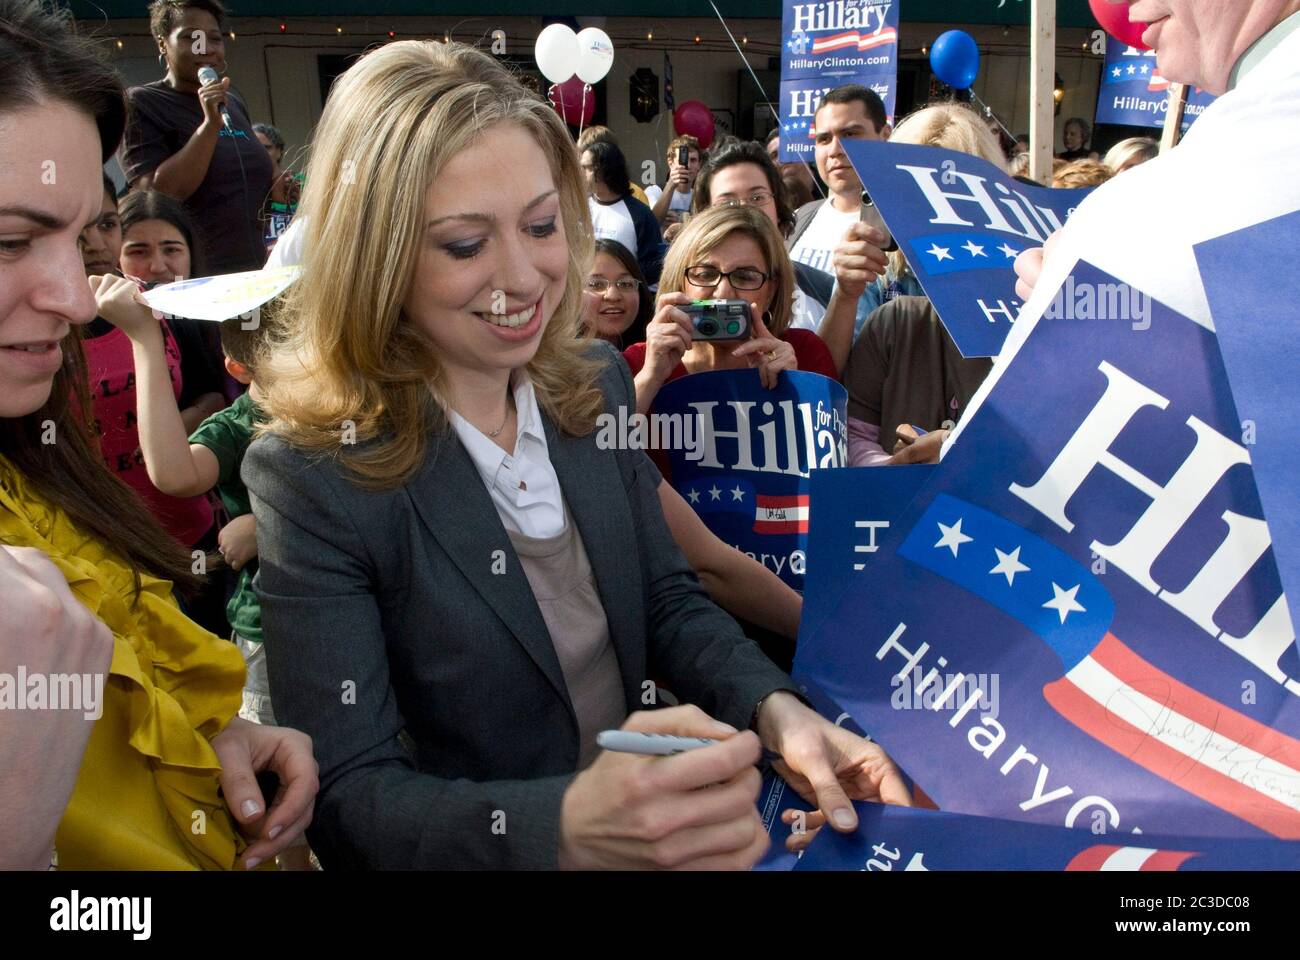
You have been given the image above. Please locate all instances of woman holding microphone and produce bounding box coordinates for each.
[118,0,273,274]
[245,39,908,870]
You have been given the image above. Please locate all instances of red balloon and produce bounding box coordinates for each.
[672,100,716,149]
[548,76,595,126]
[1089,0,1151,51]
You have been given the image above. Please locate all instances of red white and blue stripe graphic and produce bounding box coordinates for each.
[899,493,1300,839]
[811,27,898,55]
[1065,845,1199,871]
[754,494,810,534]
[1046,634,1300,839]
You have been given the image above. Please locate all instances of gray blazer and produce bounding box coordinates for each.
[244,343,799,870]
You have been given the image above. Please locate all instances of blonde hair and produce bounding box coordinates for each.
[659,203,795,337]
[1103,136,1159,174]
[667,134,701,164]
[257,40,604,489]
[885,102,1009,280]
[1052,158,1114,189]
[576,124,613,151]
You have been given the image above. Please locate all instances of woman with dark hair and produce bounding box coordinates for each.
[118,0,275,273]
[1058,117,1100,162]
[579,239,652,347]
[0,0,314,870]
[579,139,666,285]
[82,188,231,635]
[692,139,836,332]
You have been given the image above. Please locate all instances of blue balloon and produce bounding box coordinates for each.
[929,30,980,90]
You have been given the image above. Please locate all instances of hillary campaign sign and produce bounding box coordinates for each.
[842,140,1092,358]
[1195,210,1300,637]
[794,260,1300,840]
[801,465,934,640]
[778,0,899,162]
[652,370,847,591]
[796,802,1300,871]
[1095,41,1216,131]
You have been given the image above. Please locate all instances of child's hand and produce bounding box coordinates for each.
[218,514,258,571]
[89,274,161,343]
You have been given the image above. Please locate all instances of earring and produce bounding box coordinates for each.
[158,52,165,68]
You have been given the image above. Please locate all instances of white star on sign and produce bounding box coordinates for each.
[1127,64,1137,75]
[708,485,722,501]
[1140,64,1149,74]
[962,240,986,258]
[926,243,953,262]
[731,485,746,501]
[687,488,701,505]
[934,518,973,558]
[1112,67,1122,78]
[1043,582,1087,624]
[989,546,1030,586]
[998,242,1020,259]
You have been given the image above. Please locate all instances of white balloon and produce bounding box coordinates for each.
[534,24,578,85]
[575,27,614,85]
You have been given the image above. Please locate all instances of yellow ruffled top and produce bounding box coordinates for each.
[0,454,247,870]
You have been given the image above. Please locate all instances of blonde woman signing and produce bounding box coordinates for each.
[244,41,909,870]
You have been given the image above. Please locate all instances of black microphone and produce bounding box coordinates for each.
[196,66,232,130]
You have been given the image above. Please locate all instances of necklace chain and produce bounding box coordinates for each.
[486,400,511,439]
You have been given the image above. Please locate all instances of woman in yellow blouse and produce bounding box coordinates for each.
[0,0,316,870]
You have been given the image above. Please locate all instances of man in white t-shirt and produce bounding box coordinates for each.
[945,0,1300,461]
[649,135,701,227]
[787,85,891,275]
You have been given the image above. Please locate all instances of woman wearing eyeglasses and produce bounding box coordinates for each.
[578,240,652,348]
[623,203,837,417]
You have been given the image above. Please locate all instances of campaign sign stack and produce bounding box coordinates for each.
[793,259,1300,845]
[652,369,847,592]
[1094,40,1217,131]
[778,0,899,162]
[798,802,1300,871]
[841,140,1092,357]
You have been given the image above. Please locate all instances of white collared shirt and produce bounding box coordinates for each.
[449,374,566,539]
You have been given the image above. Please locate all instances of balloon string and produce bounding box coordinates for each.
[577,83,589,140]
[705,0,825,200]
[968,89,1016,142]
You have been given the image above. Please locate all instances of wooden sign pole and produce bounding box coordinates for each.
[1029,0,1056,184]
[1160,82,1190,152]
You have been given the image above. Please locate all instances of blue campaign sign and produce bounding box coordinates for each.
[801,465,934,640]
[778,0,899,162]
[1095,41,1216,130]
[796,801,1300,871]
[653,370,847,591]
[1195,209,1300,638]
[755,674,871,871]
[841,140,1092,358]
[794,260,1300,840]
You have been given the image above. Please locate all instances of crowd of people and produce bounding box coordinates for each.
[1,0,1296,872]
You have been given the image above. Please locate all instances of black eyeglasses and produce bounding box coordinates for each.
[685,265,769,290]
